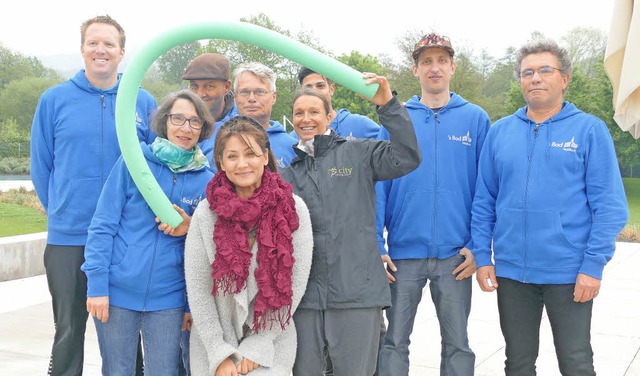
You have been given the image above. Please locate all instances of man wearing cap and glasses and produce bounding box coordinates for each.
[376,32,490,376]
[182,53,238,172]
[471,38,628,376]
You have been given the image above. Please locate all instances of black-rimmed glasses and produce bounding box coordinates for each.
[168,114,203,130]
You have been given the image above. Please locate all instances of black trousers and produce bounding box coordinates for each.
[44,244,145,376]
[44,245,88,376]
[497,277,595,376]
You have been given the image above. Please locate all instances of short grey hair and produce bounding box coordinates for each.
[514,39,573,80]
[233,62,277,91]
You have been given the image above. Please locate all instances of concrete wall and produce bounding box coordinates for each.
[0,232,46,282]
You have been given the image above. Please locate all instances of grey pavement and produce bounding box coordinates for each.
[0,242,639,375]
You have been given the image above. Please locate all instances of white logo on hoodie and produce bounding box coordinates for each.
[551,137,578,153]
[448,131,472,146]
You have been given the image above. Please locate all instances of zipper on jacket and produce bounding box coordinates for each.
[143,169,178,311]
[522,122,540,282]
[432,112,440,242]
[100,95,105,183]
[143,230,161,311]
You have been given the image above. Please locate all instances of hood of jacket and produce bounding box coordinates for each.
[70,69,122,94]
[405,92,468,115]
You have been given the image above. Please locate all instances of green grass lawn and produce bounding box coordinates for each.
[0,179,638,238]
[0,202,47,237]
[623,178,640,227]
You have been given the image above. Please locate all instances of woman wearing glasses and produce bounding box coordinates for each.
[81,90,214,375]
[184,116,313,376]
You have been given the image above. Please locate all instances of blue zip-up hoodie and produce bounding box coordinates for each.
[198,101,238,173]
[82,143,213,312]
[30,70,157,245]
[290,108,380,140]
[472,102,628,283]
[267,120,297,169]
[376,93,490,259]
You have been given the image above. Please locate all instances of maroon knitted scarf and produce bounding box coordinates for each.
[206,169,299,332]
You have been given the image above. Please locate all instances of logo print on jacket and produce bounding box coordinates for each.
[551,137,578,153]
[181,195,204,211]
[329,166,353,177]
[448,131,472,146]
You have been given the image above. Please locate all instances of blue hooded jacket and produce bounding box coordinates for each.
[30,70,157,245]
[267,120,297,169]
[197,103,238,173]
[376,93,490,259]
[82,142,213,311]
[471,102,628,283]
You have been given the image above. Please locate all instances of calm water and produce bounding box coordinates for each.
[0,175,30,181]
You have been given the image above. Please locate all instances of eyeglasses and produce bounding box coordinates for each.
[520,66,562,80]
[168,114,203,130]
[236,89,270,98]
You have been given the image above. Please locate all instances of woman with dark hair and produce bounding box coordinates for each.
[82,90,215,375]
[282,74,421,376]
[184,116,313,376]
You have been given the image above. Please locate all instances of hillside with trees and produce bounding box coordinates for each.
[1,13,638,176]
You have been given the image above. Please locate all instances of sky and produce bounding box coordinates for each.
[0,0,615,66]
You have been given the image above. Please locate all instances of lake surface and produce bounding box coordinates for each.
[0,175,30,181]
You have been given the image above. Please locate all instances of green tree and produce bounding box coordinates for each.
[450,48,483,107]
[482,47,517,121]
[561,27,607,78]
[0,44,60,90]
[155,41,201,84]
[386,29,423,103]
[331,51,388,122]
[0,118,30,158]
[0,77,60,133]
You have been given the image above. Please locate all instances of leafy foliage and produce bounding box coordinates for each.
[0,17,638,178]
[0,77,60,132]
[155,41,201,85]
[0,44,61,91]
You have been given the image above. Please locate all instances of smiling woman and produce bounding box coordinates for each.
[184,115,313,375]
[80,89,215,375]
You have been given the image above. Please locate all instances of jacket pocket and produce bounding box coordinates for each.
[492,208,582,270]
[525,210,582,269]
[51,177,102,226]
[492,208,526,266]
[110,244,153,291]
[388,189,435,244]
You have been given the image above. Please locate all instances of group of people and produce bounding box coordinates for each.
[30,13,628,376]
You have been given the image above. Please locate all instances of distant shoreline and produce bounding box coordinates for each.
[0,175,30,181]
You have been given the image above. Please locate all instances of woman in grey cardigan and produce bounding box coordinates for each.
[184,116,313,376]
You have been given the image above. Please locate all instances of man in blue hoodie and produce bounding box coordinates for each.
[233,62,297,169]
[376,33,490,376]
[471,39,628,376]
[30,15,156,376]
